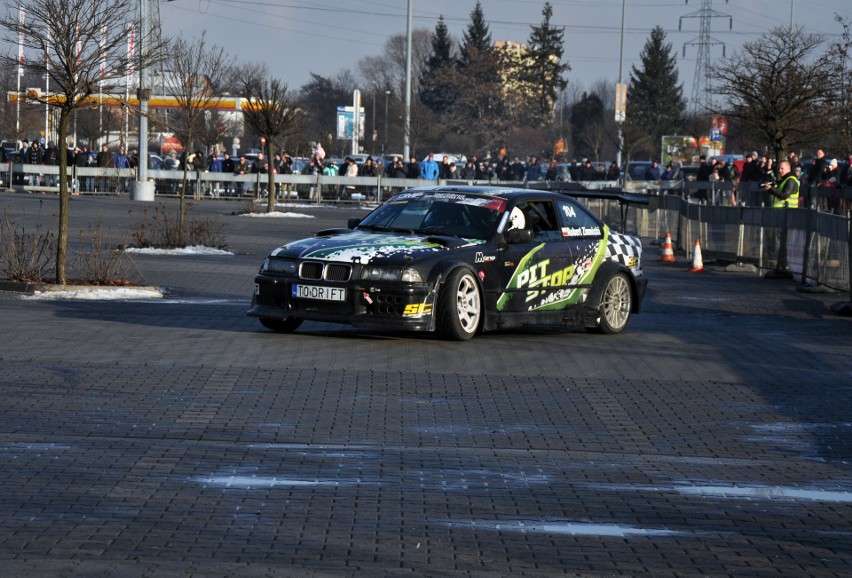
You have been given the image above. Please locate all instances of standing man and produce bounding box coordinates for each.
[221,152,235,196]
[764,159,799,209]
[208,152,223,197]
[525,156,544,182]
[114,147,130,193]
[806,149,828,207]
[438,155,453,179]
[406,156,420,179]
[96,144,113,192]
[234,154,250,197]
[420,153,439,180]
[25,140,43,186]
[762,159,800,274]
[42,141,58,187]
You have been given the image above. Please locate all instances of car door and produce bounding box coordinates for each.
[495,199,576,314]
[550,198,608,305]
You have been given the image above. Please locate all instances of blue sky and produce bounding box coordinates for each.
[160,0,852,101]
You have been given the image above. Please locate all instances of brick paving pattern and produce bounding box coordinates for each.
[0,192,849,576]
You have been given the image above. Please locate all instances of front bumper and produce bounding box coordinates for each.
[248,273,438,332]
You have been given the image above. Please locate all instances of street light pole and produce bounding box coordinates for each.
[132,0,154,201]
[403,0,412,160]
[384,90,390,154]
[616,0,626,170]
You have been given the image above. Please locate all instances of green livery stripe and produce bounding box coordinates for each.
[496,243,546,311]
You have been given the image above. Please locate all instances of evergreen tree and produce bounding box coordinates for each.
[419,16,457,115]
[624,26,686,159]
[459,1,491,69]
[448,1,505,150]
[525,2,570,124]
[571,92,605,160]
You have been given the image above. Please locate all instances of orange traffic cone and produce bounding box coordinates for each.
[688,239,704,272]
[661,233,676,263]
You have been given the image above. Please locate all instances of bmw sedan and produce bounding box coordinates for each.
[248,186,647,340]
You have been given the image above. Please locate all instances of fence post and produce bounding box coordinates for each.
[830,211,852,316]
[737,203,745,263]
[800,204,816,286]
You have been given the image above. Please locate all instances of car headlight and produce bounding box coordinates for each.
[401,268,423,283]
[262,257,297,274]
[363,266,400,282]
[361,266,424,283]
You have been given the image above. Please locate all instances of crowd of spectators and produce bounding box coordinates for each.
[10,137,850,213]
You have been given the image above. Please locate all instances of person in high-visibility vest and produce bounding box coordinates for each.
[762,159,799,208]
[761,159,800,274]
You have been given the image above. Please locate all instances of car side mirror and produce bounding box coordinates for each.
[505,228,532,244]
[347,217,361,229]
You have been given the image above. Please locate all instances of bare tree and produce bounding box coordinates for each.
[359,30,430,98]
[239,64,302,213]
[0,0,163,283]
[713,26,835,159]
[359,30,431,153]
[161,31,233,243]
[829,15,852,156]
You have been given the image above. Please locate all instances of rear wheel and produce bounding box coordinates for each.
[588,272,632,334]
[437,269,481,340]
[259,317,303,332]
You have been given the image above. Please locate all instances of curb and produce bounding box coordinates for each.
[0,280,163,295]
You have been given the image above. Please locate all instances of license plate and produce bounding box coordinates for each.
[292,284,346,302]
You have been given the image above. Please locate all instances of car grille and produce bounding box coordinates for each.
[299,261,352,282]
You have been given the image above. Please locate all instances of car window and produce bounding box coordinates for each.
[360,193,503,239]
[556,200,603,239]
[515,200,561,240]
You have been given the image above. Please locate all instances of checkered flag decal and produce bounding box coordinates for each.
[605,231,642,266]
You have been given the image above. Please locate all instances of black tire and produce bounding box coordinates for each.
[588,272,632,334]
[259,317,303,332]
[437,268,482,340]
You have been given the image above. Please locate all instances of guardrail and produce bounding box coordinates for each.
[4,163,849,293]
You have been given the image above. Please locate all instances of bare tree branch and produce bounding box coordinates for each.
[0,0,163,284]
[161,31,234,241]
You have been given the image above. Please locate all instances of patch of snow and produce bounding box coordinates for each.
[22,287,164,300]
[192,475,341,488]
[123,245,234,255]
[437,519,686,538]
[240,211,316,219]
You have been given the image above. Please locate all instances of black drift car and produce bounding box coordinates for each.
[249,186,648,340]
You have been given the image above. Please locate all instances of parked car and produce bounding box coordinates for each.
[249,186,647,340]
[426,153,467,165]
[147,153,163,170]
[623,161,654,181]
[0,139,17,161]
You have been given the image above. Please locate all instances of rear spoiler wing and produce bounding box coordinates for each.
[543,182,650,232]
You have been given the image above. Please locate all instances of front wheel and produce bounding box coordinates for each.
[437,269,482,340]
[588,272,632,334]
[259,317,303,333]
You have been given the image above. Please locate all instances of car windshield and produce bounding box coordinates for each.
[358,191,506,240]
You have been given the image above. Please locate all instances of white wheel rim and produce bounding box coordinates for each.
[602,275,631,329]
[456,274,481,333]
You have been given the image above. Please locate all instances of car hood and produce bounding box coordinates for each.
[269,230,486,264]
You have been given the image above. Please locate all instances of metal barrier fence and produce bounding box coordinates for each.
[5,163,849,293]
[650,194,850,292]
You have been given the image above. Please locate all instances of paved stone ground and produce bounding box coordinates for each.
[0,191,850,576]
